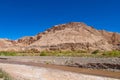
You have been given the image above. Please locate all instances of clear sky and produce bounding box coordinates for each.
[0,0,120,40]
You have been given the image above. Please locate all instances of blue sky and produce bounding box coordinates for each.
[0,0,120,40]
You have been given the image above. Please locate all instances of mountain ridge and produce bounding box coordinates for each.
[0,22,120,51]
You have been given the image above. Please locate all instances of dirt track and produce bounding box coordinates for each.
[0,56,120,79]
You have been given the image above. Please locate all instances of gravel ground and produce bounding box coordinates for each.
[1,56,120,65]
[0,63,119,80]
[0,56,120,71]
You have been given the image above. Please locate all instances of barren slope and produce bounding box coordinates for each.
[0,22,120,51]
[28,22,113,51]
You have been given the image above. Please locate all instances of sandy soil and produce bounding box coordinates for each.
[0,63,119,80]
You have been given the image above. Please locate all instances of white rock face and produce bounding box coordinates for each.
[0,63,119,80]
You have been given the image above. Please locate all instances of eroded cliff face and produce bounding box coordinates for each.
[0,22,120,51]
[99,30,120,45]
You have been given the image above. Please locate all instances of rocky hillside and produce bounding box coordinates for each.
[0,39,23,51]
[0,22,120,51]
[99,30,120,45]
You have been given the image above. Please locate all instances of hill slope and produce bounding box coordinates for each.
[0,22,120,51]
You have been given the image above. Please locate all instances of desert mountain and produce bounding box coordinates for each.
[0,22,120,51]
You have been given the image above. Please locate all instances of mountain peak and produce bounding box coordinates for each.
[44,22,87,34]
[67,22,86,26]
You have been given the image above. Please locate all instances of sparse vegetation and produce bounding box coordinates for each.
[0,50,120,57]
[40,50,89,57]
[40,51,48,56]
[0,51,17,56]
[39,50,120,57]
[102,50,120,57]
[92,50,99,54]
[0,69,13,80]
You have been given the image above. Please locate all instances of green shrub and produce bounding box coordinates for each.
[92,50,99,54]
[40,53,47,56]
[40,51,48,56]
[0,72,3,78]
[0,69,13,80]
[102,50,120,57]
[0,51,17,56]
